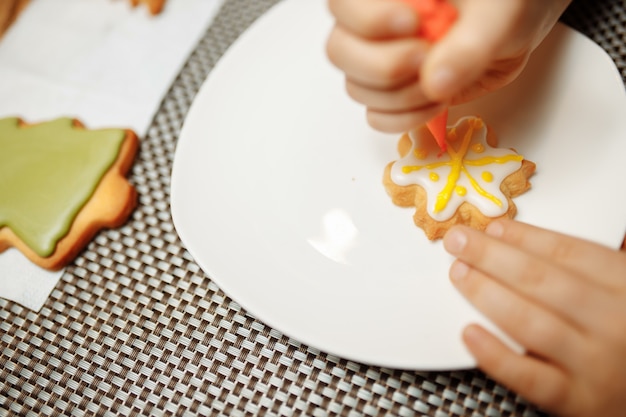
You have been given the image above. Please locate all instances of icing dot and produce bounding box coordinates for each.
[482,171,494,182]
[414,148,428,160]
[472,143,485,153]
[455,185,467,196]
[429,172,439,182]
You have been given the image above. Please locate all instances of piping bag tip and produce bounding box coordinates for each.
[426,109,448,153]
[401,0,457,153]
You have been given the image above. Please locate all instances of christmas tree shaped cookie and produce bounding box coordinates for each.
[0,117,138,270]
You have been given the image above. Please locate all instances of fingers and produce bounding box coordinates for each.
[450,260,585,369]
[327,0,573,134]
[420,0,525,101]
[346,77,432,112]
[444,225,609,331]
[325,0,463,133]
[485,219,626,290]
[327,0,418,39]
[326,0,440,133]
[327,21,438,132]
[327,25,427,89]
[366,104,444,133]
[462,324,576,415]
[457,223,626,417]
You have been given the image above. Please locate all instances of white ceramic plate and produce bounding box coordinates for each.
[171,0,626,369]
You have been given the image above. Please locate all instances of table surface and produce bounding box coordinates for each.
[2,0,624,416]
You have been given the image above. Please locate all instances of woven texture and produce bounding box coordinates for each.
[1,0,624,416]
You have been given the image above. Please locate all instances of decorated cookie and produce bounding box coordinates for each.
[0,117,138,270]
[383,116,535,240]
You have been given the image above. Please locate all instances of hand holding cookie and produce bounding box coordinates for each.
[444,219,626,417]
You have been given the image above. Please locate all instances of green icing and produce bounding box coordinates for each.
[0,117,126,257]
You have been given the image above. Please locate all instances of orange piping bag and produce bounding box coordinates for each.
[401,0,457,153]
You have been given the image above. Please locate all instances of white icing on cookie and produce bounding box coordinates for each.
[390,116,524,221]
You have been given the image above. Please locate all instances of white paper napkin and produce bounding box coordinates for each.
[0,0,224,311]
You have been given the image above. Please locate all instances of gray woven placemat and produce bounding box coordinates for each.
[1,0,623,416]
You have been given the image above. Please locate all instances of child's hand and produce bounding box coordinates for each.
[443,219,626,417]
[326,0,571,133]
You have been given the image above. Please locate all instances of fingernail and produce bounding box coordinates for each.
[443,229,467,254]
[391,12,417,35]
[462,324,485,346]
[429,67,457,97]
[486,221,504,238]
[450,261,469,283]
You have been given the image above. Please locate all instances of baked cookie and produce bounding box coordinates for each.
[0,0,29,38]
[0,117,138,270]
[0,0,168,41]
[383,116,535,240]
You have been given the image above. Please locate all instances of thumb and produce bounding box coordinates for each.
[420,0,522,102]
